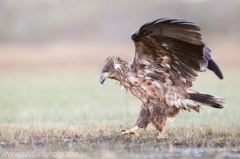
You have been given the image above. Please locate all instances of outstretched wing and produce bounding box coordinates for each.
[131,18,223,87]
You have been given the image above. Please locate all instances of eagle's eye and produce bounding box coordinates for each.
[102,68,111,74]
[102,69,108,73]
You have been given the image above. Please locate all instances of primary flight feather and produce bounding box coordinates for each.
[99,18,224,137]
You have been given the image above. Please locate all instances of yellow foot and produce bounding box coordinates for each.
[118,126,139,137]
[157,134,167,139]
[157,131,166,139]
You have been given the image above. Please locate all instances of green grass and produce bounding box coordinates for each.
[0,69,239,159]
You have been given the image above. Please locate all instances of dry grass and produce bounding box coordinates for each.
[1,122,240,159]
[1,122,240,147]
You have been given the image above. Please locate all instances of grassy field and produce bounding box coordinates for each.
[0,69,240,159]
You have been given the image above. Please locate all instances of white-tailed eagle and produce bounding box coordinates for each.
[99,18,224,137]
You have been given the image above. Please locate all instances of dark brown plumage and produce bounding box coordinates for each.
[99,18,225,137]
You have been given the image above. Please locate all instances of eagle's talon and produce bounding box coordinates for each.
[116,130,126,136]
[157,131,167,139]
[118,126,139,137]
[157,135,167,139]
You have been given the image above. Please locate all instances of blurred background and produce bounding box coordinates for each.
[0,0,239,124]
[0,0,240,69]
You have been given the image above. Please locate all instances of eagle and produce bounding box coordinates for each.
[99,18,225,138]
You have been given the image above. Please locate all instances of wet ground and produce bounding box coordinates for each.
[1,134,240,159]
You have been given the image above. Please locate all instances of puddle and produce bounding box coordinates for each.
[127,148,240,159]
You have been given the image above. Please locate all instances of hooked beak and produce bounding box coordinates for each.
[99,74,106,84]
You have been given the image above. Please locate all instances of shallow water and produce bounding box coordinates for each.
[128,148,240,159]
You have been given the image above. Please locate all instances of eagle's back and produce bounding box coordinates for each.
[127,74,165,103]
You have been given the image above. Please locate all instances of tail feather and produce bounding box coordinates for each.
[208,59,224,80]
[188,91,225,109]
[203,45,223,80]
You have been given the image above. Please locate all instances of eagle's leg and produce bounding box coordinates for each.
[158,126,166,139]
[120,105,150,136]
[136,105,151,130]
[153,116,166,139]
[149,104,167,139]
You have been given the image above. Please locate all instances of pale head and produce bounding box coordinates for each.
[99,56,121,84]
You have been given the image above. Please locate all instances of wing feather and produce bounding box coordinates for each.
[131,18,223,87]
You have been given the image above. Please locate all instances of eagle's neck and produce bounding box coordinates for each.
[114,60,133,89]
[114,59,130,76]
